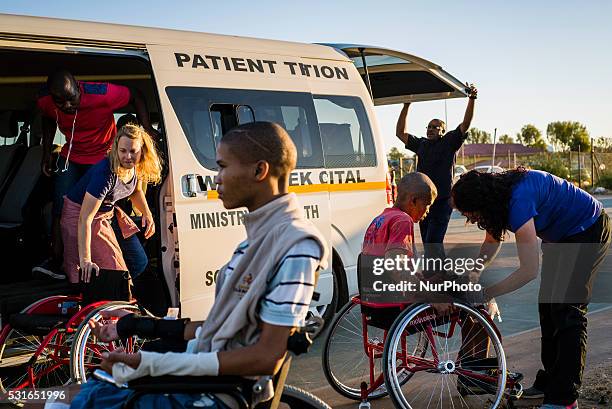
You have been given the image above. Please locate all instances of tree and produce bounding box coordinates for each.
[466,128,491,144]
[529,155,569,179]
[516,124,547,150]
[546,121,590,151]
[498,134,514,144]
[595,137,612,153]
[388,147,406,161]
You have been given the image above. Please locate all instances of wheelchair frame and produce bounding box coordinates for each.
[323,295,524,409]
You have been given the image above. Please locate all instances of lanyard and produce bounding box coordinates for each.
[54,108,78,173]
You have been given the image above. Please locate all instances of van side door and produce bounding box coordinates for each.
[146,45,332,320]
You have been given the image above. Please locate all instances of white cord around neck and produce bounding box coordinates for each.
[55,108,78,172]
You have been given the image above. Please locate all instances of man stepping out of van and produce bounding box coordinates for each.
[395,84,477,270]
[60,124,162,287]
[55,122,328,409]
[34,69,158,279]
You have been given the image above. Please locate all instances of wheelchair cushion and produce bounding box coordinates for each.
[362,304,403,330]
[8,313,69,336]
[0,280,73,325]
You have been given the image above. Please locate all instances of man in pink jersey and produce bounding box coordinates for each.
[33,69,158,280]
[363,172,434,259]
[361,172,453,310]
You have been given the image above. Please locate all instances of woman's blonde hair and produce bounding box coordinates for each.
[109,124,163,185]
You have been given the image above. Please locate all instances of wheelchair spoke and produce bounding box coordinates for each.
[384,303,507,409]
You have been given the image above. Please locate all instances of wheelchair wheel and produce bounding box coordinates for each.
[0,295,79,406]
[280,385,331,409]
[0,328,72,406]
[70,301,150,383]
[322,300,427,400]
[383,303,507,409]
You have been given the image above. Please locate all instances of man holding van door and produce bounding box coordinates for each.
[395,84,477,269]
[33,69,158,280]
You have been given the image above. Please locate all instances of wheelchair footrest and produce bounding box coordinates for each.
[8,313,69,336]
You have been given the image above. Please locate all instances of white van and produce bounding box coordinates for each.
[0,14,468,322]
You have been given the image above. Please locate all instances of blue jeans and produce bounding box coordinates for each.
[111,216,148,278]
[53,156,92,217]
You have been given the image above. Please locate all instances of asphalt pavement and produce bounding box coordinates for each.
[288,195,612,407]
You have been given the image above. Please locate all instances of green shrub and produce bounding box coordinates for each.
[597,172,612,190]
[528,156,569,179]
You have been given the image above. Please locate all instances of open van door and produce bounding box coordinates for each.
[322,44,468,105]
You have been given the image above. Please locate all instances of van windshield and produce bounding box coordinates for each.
[166,87,324,170]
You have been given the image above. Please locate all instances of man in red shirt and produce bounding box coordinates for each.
[33,69,158,279]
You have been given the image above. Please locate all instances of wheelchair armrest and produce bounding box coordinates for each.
[127,374,255,392]
[124,375,254,409]
[123,357,293,409]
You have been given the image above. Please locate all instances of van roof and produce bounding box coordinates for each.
[0,13,348,61]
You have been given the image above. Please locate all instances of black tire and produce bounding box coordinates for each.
[280,384,331,409]
[322,300,426,400]
[70,302,151,383]
[382,303,507,409]
[310,255,345,335]
[319,265,339,328]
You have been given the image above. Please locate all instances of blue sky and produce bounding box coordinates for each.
[2,1,611,150]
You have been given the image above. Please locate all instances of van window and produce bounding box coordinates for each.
[166,87,324,170]
[313,95,376,168]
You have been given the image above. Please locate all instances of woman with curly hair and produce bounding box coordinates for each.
[61,124,163,286]
[452,168,610,409]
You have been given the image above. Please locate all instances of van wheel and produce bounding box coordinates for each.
[308,252,347,335]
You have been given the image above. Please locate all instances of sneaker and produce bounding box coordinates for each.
[540,401,578,409]
[32,258,66,280]
[522,386,546,399]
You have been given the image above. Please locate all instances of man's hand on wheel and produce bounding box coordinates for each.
[89,309,133,342]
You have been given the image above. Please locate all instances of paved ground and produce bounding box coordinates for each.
[299,307,612,408]
[6,197,612,408]
[286,195,612,407]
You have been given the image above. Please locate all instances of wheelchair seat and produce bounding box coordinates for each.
[8,313,70,336]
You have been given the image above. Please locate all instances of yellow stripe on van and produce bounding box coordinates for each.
[206,181,385,199]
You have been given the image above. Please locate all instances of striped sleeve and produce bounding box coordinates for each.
[259,238,322,327]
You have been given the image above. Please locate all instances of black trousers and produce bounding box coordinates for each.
[535,211,611,405]
[420,198,453,276]
[419,197,453,245]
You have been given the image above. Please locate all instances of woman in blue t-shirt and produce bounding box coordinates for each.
[451,168,610,408]
[60,124,162,285]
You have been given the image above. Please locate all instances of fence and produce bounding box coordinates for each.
[391,151,612,190]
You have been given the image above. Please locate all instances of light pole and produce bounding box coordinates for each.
[491,128,497,168]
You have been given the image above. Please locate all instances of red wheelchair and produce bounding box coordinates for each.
[322,255,524,409]
[0,270,149,407]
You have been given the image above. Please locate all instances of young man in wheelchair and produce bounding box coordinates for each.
[57,121,328,409]
[361,172,520,395]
